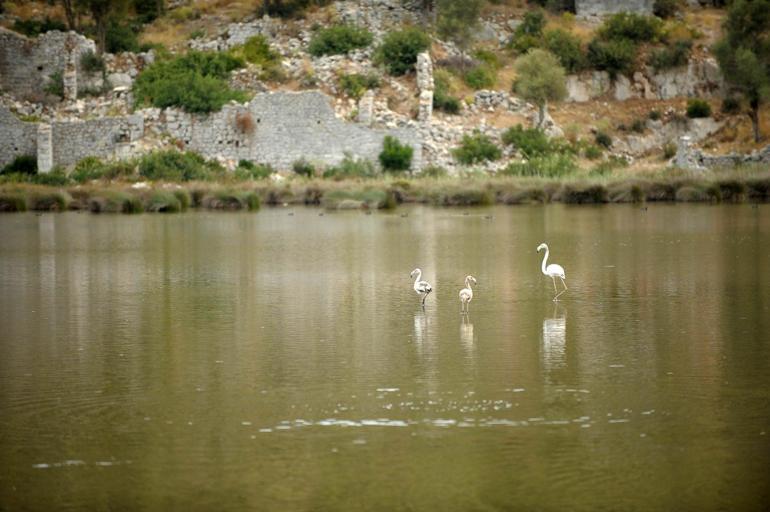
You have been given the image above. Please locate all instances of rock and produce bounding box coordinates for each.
[108,73,133,89]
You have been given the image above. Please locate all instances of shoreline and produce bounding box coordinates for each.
[1,173,769,214]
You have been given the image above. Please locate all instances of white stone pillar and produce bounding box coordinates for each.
[357,90,375,126]
[37,123,53,173]
[416,52,434,124]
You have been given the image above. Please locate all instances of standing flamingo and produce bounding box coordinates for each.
[410,268,433,306]
[537,243,568,301]
[459,275,477,313]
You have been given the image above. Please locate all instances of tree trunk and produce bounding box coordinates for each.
[537,102,548,129]
[96,17,106,55]
[749,98,761,143]
[62,0,77,31]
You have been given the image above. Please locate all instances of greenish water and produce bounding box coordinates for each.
[0,205,769,511]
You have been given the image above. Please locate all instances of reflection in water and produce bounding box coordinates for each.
[542,304,566,371]
[460,315,474,355]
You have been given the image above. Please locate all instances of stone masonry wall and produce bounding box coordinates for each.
[156,91,422,170]
[575,0,654,16]
[0,28,96,101]
[51,115,144,167]
[0,107,37,168]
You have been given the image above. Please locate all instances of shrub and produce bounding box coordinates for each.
[631,119,646,133]
[379,136,413,173]
[595,131,612,148]
[686,99,712,118]
[559,183,609,204]
[234,160,273,180]
[292,159,315,177]
[375,28,431,76]
[433,70,461,114]
[106,22,141,53]
[45,71,64,98]
[584,145,603,159]
[598,13,662,43]
[1,155,37,175]
[587,38,637,78]
[71,157,107,183]
[653,0,682,19]
[338,72,380,100]
[32,168,72,186]
[235,112,256,134]
[173,189,192,210]
[0,193,27,212]
[203,190,260,210]
[501,153,577,177]
[12,17,66,37]
[233,35,279,68]
[308,25,373,56]
[463,65,496,89]
[501,125,552,158]
[721,96,741,114]
[649,40,691,69]
[260,0,333,18]
[29,190,71,211]
[323,155,377,179]
[649,109,662,121]
[453,132,501,165]
[80,50,106,73]
[145,190,182,213]
[133,51,247,113]
[543,29,586,73]
[518,10,546,37]
[473,49,501,70]
[420,165,448,178]
[138,151,226,181]
[663,142,677,159]
[189,29,206,40]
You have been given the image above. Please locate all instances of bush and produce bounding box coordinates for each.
[501,153,577,177]
[45,71,64,98]
[584,145,603,159]
[203,190,260,210]
[12,17,66,37]
[518,10,546,37]
[133,51,247,112]
[138,151,225,181]
[234,35,279,67]
[338,72,380,100]
[234,160,273,180]
[1,155,37,175]
[32,168,72,186]
[649,109,662,121]
[663,142,677,159]
[379,136,413,173]
[686,99,712,118]
[29,190,71,211]
[260,0,334,19]
[463,65,496,89]
[375,28,431,76]
[89,191,143,213]
[308,25,373,56]
[653,0,682,18]
[648,40,691,69]
[502,125,552,158]
[587,38,637,78]
[433,70,461,114]
[631,119,646,133]
[0,193,27,212]
[543,29,586,73]
[71,157,107,183]
[598,13,662,43]
[106,22,141,53]
[80,50,106,73]
[453,132,501,165]
[323,155,377,179]
[595,131,612,148]
[145,190,182,213]
[721,96,741,114]
[292,159,315,177]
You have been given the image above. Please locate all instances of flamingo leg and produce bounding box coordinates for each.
[551,276,558,301]
[554,278,567,300]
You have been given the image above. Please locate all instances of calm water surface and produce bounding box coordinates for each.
[1,205,769,511]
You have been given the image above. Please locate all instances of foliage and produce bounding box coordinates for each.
[45,71,64,99]
[509,10,546,54]
[234,35,279,67]
[595,131,612,148]
[134,0,165,23]
[1,155,37,176]
[463,65,496,89]
[584,144,603,160]
[721,96,741,114]
[501,153,577,177]
[598,13,662,43]
[145,190,182,213]
[374,28,431,76]
[259,0,334,19]
[379,136,413,173]
[436,0,483,54]
[501,125,552,158]
[542,29,586,73]
[72,157,106,183]
[12,17,66,37]
[649,109,662,121]
[663,142,677,159]
[648,40,691,69]
[292,159,316,177]
[138,151,226,181]
[323,155,377,179]
[512,49,567,120]
[80,50,106,73]
[420,165,448,178]
[308,25,373,56]
[686,99,712,118]
[106,21,141,53]
[586,38,637,78]
[714,0,770,142]
[133,51,247,112]
[453,132,501,165]
[234,160,273,180]
[338,73,380,99]
[433,70,461,114]
[653,0,682,19]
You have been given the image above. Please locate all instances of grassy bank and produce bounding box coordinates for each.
[1,167,768,214]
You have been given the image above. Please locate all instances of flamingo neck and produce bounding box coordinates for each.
[465,277,473,291]
[413,270,422,286]
[541,248,549,275]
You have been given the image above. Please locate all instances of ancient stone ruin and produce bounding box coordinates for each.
[575,0,654,17]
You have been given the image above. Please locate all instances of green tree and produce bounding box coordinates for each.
[714,0,770,142]
[80,0,129,53]
[436,0,483,66]
[513,48,567,128]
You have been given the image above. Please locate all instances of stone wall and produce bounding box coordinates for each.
[154,91,422,170]
[0,28,96,101]
[0,107,37,168]
[51,115,144,168]
[575,0,654,16]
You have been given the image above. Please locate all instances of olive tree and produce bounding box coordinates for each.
[513,48,567,129]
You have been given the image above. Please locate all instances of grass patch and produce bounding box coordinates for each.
[202,190,260,211]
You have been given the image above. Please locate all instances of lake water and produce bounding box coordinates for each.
[1,205,769,511]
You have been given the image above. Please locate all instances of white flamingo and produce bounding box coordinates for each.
[459,275,477,313]
[537,243,568,301]
[410,268,433,306]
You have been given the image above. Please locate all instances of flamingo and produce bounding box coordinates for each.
[537,243,568,301]
[410,268,433,306]
[459,275,477,313]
